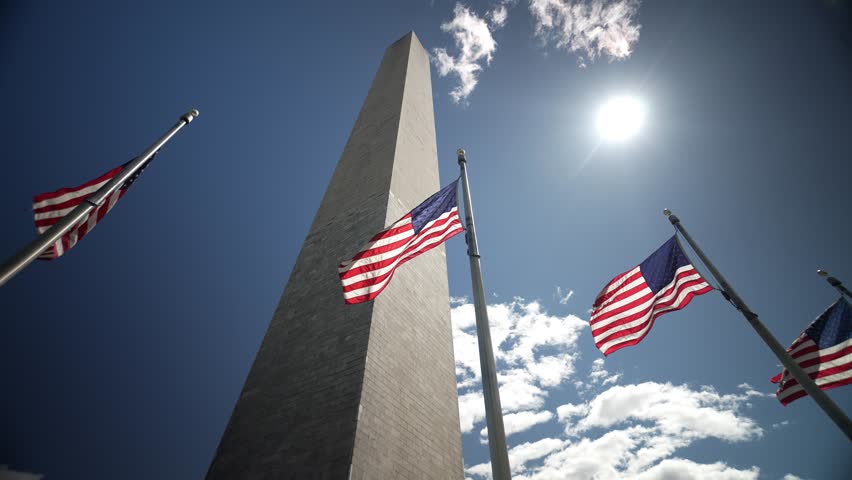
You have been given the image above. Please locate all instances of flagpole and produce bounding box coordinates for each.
[817,270,852,300]
[458,148,512,479]
[664,209,852,441]
[0,109,200,288]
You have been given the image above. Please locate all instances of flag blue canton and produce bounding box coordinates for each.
[639,236,694,293]
[590,235,713,356]
[807,297,852,349]
[339,179,464,304]
[410,180,459,234]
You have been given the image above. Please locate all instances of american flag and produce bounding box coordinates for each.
[590,236,713,356]
[771,297,852,405]
[32,154,155,260]
[339,180,464,304]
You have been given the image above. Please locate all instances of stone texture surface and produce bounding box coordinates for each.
[206,32,463,480]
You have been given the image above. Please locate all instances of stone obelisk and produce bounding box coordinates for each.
[206,32,464,479]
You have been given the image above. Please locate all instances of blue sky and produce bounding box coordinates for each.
[1,1,851,478]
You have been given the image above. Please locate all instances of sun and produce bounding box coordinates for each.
[596,96,645,143]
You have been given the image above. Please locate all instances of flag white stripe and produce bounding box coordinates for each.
[338,217,416,268]
[596,282,711,353]
[598,266,641,298]
[340,221,460,286]
[778,341,852,385]
[34,205,78,221]
[595,280,708,347]
[339,209,457,275]
[106,190,121,213]
[32,179,111,210]
[593,276,648,313]
[592,284,655,331]
[788,337,815,357]
[779,353,852,388]
[591,269,703,332]
[396,222,463,264]
[341,219,462,293]
[778,367,852,402]
[789,337,852,364]
[86,204,100,231]
[339,230,416,274]
[592,265,699,321]
[342,221,462,300]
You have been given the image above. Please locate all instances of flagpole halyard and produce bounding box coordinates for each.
[457,148,512,480]
[663,209,852,441]
[0,109,200,287]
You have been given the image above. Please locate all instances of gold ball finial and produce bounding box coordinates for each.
[818,269,829,277]
[663,208,673,217]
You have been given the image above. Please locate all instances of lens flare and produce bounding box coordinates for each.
[596,96,645,142]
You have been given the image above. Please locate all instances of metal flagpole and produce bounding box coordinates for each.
[817,270,852,300]
[0,109,200,288]
[457,148,512,479]
[663,209,852,441]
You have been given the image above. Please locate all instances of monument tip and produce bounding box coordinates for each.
[393,31,422,48]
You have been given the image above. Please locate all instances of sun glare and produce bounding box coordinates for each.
[596,96,645,143]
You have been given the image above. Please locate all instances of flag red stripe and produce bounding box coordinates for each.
[341,219,462,293]
[590,284,652,324]
[790,343,820,360]
[591,268,703,324]
[778,376,852,406]
[342,223,463,304]
[593,270,643,309]
[591,274,708,337]
[32,160,144,260]
[795,345,852,370]
[778,359,852,393]
[32,166,123,204]
[598,287,712,356]
[339,191,462,304]
[595,282,712,345]
[342,222,415,264]
[340,213,458,279]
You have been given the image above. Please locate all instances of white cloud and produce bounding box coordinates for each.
[587,357,622,386]
[480,410,555,442]
[451,298,588,424]
[450,295,469,306]
[432,3,499,103]
[489,4,509,28]
[782,475,808,480]
[529,0,641,67]
[634,459,759,480]
[458,390,486,433]
[433,1,642,102]
[496,419,763,480]
[452,297,771,480]
[470,437,567,476]
[488,382,764,479]
[497,368,549,412]
[554,285,574,304]
[772,420,790,429]
[561,382,764,442]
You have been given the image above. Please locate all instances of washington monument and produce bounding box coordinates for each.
[206,32,464,479]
